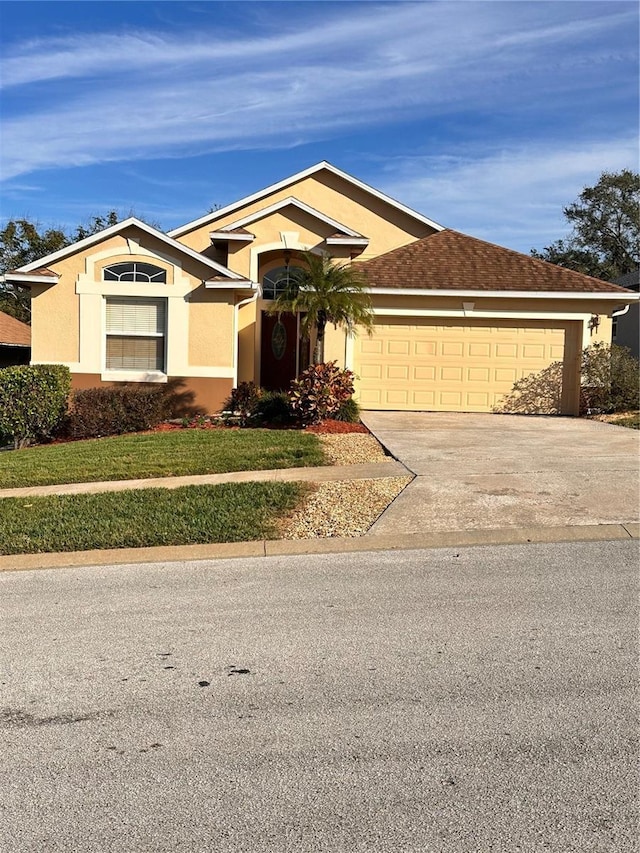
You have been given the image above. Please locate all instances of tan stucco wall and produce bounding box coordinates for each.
[29,224,239,381]
[188,289,234,367]
[176,171,435,267]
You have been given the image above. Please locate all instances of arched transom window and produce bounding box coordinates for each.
[103,262,167,283]
[262,265,303,300]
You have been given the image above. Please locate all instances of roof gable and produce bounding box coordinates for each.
[221,196,365,237]
[359,230,634,296]
[169,161,444,238]
[16,217,251,283]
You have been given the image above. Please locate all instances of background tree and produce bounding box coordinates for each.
[0,212,120,323]
[531,170,639,280]
[268,251,374,363]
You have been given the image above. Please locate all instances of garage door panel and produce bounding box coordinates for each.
[414,365,436,381]
[495,367,518,382]
[353,318,569,412]
[415,341,437,356]
[441,366,463,381]
[387,365,409,380]
[468,367,490,382]
[388,340,410,355]
[468,343,491,357]
[468,392,491,407]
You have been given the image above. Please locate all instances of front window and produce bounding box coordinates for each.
[103,262,167,283]
[105,297,166,372]
[262,265,302,300]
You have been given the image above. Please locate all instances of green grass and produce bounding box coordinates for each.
[0,482,308,554]
[609,414,640,429]
[0,429,326,489]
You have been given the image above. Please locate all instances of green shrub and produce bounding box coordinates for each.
[289,362,355,425]
[0,364,71,449]
[494,342,639,416]
[64,384,174,439]
[580,342,640,414]
[222,381,262,425]
[255,391,293,426]
[493,360,564,415]
[333,396,361,423]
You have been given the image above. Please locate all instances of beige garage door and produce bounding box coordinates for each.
[353,318,567,412]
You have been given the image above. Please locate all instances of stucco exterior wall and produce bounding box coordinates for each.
[30,224,239,386]
[188,290,234,367]
[176,171,435,265]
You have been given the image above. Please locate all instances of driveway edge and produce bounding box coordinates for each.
[0,523,636,573]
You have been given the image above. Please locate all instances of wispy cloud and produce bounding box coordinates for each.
[377,136,639,251]
[1,2,636,179]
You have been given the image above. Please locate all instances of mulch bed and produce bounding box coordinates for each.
[40,417,368,446]
[157,418,369,434]
[305,419,369,434]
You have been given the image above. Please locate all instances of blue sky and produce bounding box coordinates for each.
[0,1,637,253]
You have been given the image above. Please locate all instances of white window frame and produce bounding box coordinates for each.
[103,296,168,382]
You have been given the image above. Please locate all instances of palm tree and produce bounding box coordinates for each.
[267,251,374,363]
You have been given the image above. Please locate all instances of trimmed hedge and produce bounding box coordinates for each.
[64,384,174,439]
[0,364,71,449]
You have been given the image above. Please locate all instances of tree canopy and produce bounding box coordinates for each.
[531,170,639,281]
[268,251,374,363]
[0,212,120,323]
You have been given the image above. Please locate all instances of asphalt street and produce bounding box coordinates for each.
[1,540,638,852]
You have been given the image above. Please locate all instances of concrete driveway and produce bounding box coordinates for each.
[361,412,640,535]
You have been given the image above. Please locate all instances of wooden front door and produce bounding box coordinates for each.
[260,312,299,391]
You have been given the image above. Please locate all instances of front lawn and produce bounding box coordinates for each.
[588,410,640,430]
[0,482,308,554]
[0,429,325,489]
[609,413,640,429]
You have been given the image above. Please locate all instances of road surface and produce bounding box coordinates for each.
[1,540,638,852]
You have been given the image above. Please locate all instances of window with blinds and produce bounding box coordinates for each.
[105,297,166,371]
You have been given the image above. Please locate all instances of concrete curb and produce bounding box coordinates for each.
[0,522,636,574]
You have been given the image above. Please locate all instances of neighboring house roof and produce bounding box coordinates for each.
[0,311,31,347]
[168,161,445,238]
[8,217,253,285]
[359,229,634,296]
[613,268,640,291]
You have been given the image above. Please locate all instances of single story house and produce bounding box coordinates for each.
[0,311,31,368]
[3,162,637,414]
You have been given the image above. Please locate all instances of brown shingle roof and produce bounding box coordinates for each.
[359,229,630,294]
[0,311,31,347]
[211,227,255,236]
[6,267,56,278]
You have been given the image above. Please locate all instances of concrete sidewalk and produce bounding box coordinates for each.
[0,459,409,499]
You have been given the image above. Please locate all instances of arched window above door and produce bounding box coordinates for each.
[262,265,302,300]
